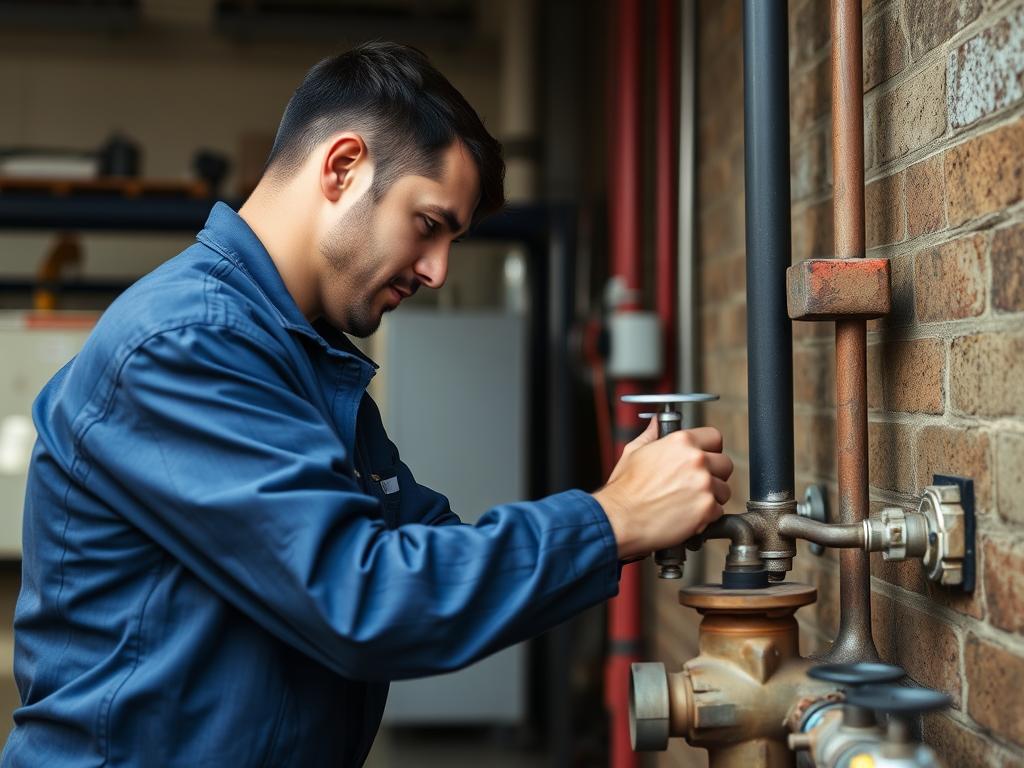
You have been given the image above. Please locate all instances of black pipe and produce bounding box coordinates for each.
[742,0,794,503]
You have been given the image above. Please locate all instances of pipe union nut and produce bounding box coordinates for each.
[629,662,670,751]
[880,507,907,561]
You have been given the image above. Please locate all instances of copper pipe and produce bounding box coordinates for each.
[827,0,879,663]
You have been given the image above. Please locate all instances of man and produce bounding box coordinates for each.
[4,43,731,766]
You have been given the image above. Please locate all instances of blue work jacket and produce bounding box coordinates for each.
[3,202,619,767]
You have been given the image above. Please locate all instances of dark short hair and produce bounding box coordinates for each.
[265,42,505,223]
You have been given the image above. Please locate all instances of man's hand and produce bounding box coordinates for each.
[593,424,733,560]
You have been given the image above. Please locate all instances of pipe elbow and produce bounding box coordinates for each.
[777,514,866,548]
[701,514,758,547]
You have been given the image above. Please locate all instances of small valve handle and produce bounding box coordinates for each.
[808,662,905,687]
[623,393,720,579]
[844,684,951,716]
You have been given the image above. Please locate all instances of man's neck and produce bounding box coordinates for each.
[238,187,321,321]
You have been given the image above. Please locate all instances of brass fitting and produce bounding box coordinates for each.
[630,582,835,768]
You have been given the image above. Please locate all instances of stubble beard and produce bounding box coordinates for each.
[319,193,390,338]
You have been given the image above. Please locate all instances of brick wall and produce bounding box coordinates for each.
[650,1,1024,765]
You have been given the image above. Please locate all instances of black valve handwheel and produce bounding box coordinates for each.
[808,662,905,687]
[845,684,951,715]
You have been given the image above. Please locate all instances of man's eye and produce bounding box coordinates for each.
[420,216,437,235]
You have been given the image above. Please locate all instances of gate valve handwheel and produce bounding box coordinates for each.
[844,684,951,715]
[845,684,952,766]
[622,393,720,579]
[808,663,907,730]
[808,663,905,688]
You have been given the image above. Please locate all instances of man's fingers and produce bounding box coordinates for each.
[711,477,731,506]
[637,416,659,443]
[704,451,734,481]
[684,426,723,453]
[624,417,659,455]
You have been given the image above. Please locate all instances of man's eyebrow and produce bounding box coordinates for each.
[424,205,467,238]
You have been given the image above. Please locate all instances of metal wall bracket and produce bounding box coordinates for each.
[786,258,891,321]
[932,474,976,593]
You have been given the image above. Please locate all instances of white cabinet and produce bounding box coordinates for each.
[372,309,528,725]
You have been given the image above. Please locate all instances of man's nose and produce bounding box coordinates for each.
[414,244,449,289]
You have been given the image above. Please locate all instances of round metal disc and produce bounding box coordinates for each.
[621,393,720,404]
[808,662,905,686]
[845,684,952,714]
[679,581,816,611]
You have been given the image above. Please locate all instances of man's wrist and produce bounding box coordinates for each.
[591,486,635,560]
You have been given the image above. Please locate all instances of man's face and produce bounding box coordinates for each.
[316,141,480,337]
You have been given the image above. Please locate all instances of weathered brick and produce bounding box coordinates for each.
[700,201,746,262]
[699,152,729,208]
[705,400,748,468]
[793,342,836,407]
[997,431,1024,525]
[863,3,908,92]
[983,536,1024,636]
[906,0,982,61]
[946,119,1024,227]
[876,61,946,164]
[948,6,1024,129]
[872,338,945,414]
[917,425,992,512]
[992,222,1024,313]
[922,713,1013,768]
[791,54,832,133]
[704,301,746,350]
[709,353,747,402]
[869,251,916,333]
[701,0,741,58]
[966,633,1024,748]
[906,154,948,238]
[872,591,961,706]
[868,419,916,492]
[794,197,834,262]
[792,0,829,67]
[914,234,988,322]
[950,332,1024,418]
[810,562,840,638]
[795,412,836,479]
[791,126,831,201]
[863,95,878,170]
[866,172,907,248]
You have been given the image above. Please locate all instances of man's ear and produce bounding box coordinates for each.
[319,134,370,202]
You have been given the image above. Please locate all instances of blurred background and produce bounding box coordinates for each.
[0,0,621,765]
[7,1,1021,766]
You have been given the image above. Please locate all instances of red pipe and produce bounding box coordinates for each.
[604,1,643,766]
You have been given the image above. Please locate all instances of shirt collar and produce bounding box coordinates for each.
[197,201,378,371]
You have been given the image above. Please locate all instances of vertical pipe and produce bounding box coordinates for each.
[677,0,697,404]
[742,0,795,505]
[655,0,678,397]
[604,0,642,765]
[827,0,879,663]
